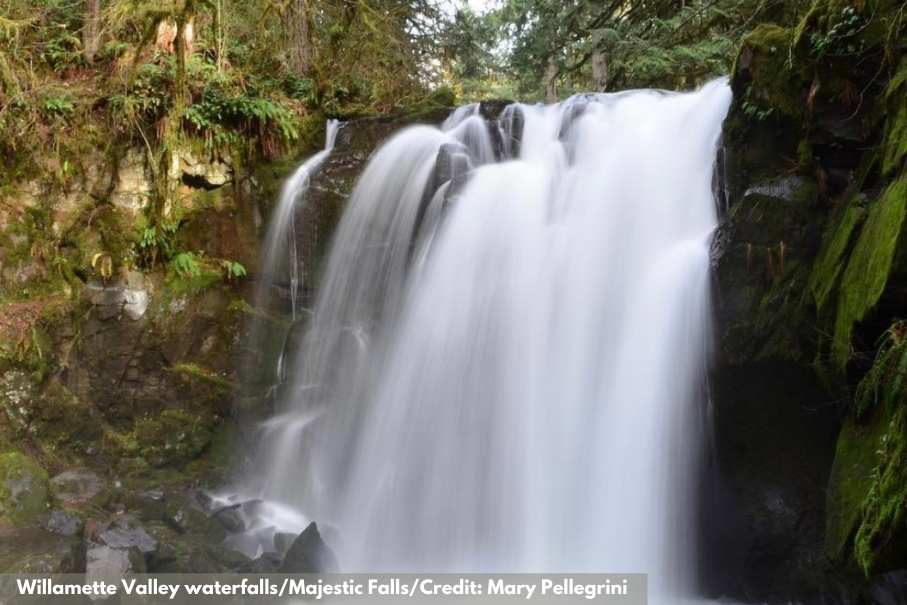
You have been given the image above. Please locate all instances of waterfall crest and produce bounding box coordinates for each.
[229,80,732,596]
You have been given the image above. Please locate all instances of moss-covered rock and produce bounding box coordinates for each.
[852,405,907,575]
[0,451,49,527]
[832,177,907,366]
[825,411,887,564]
[134,409,215,468]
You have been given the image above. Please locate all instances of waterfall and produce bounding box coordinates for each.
[228,80,731,597]
[256,119,340,320]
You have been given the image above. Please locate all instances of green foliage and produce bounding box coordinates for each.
[42,29,81,72]
[219,259,246,281]
[42,93,75,118]
[855,321,907,419]
[182,87,298,154]
[170,252,202,278]
[882,58,907,177]
[487,0,769,98]
[853,404,907,576]
[808,5,866,57]
[137,219,179,268]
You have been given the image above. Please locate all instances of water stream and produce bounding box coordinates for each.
[224,80,732,599]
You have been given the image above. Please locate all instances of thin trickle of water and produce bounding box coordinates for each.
[227,81,732,598]
[256,119,340,320]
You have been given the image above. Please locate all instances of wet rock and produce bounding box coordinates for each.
[85,544,145,587]
[98,515,158,555]
[50,468,105,506]
[124,488,167,523]
[248,552,282,573]
[0,451,49,527]
[273,531,296,556]
[703,361,839,600]
[187,544,251,573]
[212,504,244,533]
[46,510,83,537]
[866,570,907,605]
[279,522,339,573]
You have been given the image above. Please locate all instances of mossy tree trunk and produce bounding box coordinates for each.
[287,0,314,76]
[592,50,607,91]
[82,0,101,65]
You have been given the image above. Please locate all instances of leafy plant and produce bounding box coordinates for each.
[809,7,866,58]
[42,29,82,71]
[43,94,75,119]
[855,321,907,419]
[170,252,202,278]
[220,259,247,281]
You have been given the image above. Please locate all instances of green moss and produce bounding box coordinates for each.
[809,198,866,314]
[738,24,804,118]
[164,266,222,299]
[134,409,215,468]
[170,362,233,392]
[853,405,907,575]
[882,59,907,177]
[825,410,887,563]
[0,451,49,527]
[833,176,907,366]
[855,321,907,418]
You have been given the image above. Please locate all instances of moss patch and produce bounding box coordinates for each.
[832,177,907,366]
[134,409,215,469]
[809,197,866,314]
[0,451,49,527]
[853,405,907,575]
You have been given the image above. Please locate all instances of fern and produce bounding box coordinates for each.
[855,321,907,419]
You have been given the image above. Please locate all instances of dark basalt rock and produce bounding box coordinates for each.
[45,510,82,537]
[212,504,245,533]
[702,361,839,601]
[279,522,339,574]
[98,515,158,555]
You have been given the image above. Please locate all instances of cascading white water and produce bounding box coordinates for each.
[256,119,340,320]
[228,80,731,598]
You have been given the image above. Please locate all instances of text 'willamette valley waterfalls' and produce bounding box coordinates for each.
[222,79,732,599]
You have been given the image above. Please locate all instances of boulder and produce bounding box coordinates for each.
[85,544,145,588]
[98,515,158,556]
[212,504,245,533]
[45,510,83,537]
[279,522,339,573]
[84,280,149,321]
[50,468,105,506]
[0,451,49,527]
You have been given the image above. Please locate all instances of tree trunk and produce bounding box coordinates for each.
[545,56,558,103]
[82,0,101,64]
[592,50,608,92]
[287,0,313,76]
[213,0,225,73]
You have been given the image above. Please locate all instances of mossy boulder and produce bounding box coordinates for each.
[0,527,84,573]
[0,451,49,527]
[826,403,907,576]
[134,409,215,468]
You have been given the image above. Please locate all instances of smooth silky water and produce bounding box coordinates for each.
[218,80,732,601]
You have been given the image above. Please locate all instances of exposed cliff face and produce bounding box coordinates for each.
[709,0,907,598]
[0,104,454,572]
